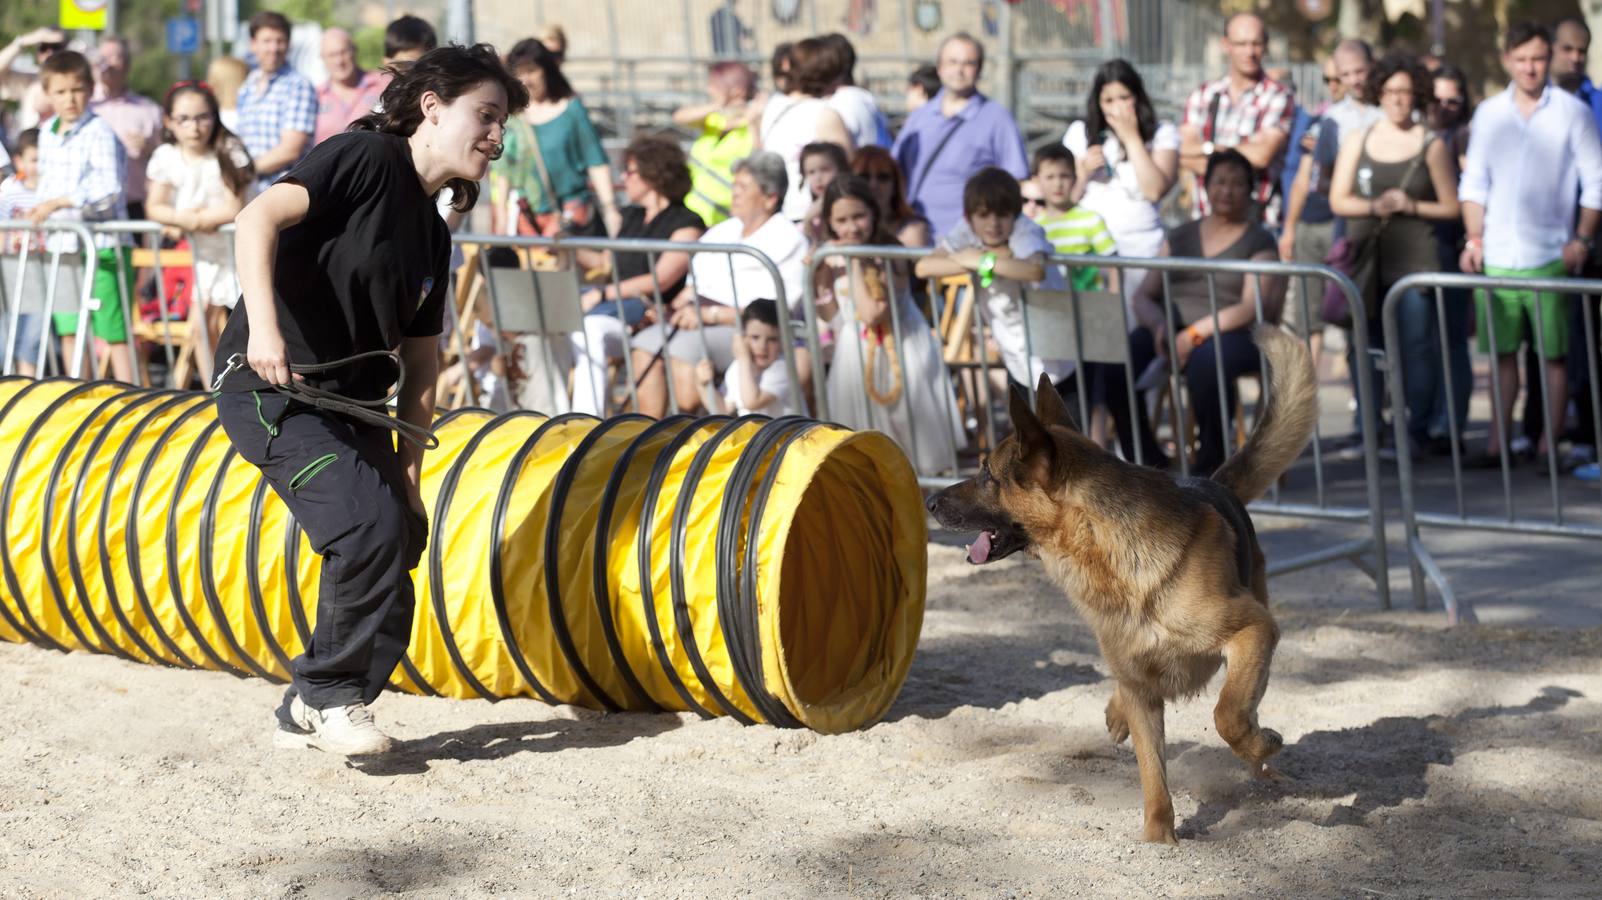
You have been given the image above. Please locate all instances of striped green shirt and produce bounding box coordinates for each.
[1037,207,1117,290]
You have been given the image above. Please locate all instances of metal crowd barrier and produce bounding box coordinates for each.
[801,246,1389,601]
[0,219,103,378]
[448,232,805,418]
[1382,272,1602,624]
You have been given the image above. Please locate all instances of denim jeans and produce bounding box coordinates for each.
[1396,287,1472,444]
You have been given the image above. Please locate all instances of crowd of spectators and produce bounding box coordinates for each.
[2,12,1601,483]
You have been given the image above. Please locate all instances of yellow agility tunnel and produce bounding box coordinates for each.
[0,377,927,733]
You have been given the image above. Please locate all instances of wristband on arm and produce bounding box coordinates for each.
[977,252,997,288]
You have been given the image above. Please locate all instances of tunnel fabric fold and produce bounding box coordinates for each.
[0,377,926,733]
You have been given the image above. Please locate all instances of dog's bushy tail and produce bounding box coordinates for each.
[1211,324,1318,504]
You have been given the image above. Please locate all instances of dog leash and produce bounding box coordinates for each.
[212,350,440,450]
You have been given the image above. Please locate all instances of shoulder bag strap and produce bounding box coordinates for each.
[909,111,972,199]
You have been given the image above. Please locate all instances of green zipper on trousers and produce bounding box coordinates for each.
[288,453,339,492]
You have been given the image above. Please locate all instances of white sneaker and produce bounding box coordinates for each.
[272,695,393,756]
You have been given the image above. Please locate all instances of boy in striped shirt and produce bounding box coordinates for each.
[1031,144,1118,293]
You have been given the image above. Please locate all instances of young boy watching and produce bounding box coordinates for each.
[1032,144,1119,294]
[697,298,792,416]
[916,167,1074,399]
[28,50,133,383]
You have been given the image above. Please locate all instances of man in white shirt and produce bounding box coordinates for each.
[820,33,889,149]
[1459,20,1602,465]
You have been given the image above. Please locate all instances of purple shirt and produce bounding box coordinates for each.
[891,89,1029,239]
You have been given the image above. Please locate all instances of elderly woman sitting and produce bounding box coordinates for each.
[631,151,807,417]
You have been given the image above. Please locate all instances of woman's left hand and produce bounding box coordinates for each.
[670,302,705,330]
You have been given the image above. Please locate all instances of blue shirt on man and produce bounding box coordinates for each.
[891,88,1029,240]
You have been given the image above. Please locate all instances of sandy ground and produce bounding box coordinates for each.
[2,523,1601,899]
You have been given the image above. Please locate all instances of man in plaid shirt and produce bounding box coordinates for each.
[1179,13,1292,225]
[237,11,317,194]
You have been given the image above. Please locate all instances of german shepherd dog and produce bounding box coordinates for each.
[927,325,1317,843]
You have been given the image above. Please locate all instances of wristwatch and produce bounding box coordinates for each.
[1201,140,1216,157]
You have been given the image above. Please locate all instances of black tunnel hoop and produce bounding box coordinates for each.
[668,414,772,726]
[177,419,279,683]
[488,411,593,707]
[635,416,731,720]
[94,392,207,668]
[741,422,831,729]
[240,456,296,676]
[0,379,123,653]
[129,398,248,677]
[197,443,287,682]
[0,377,86,648]
[715,416,816,730]
[36,382,146,661]
[67,389,183,664]
[542,413,651,713]
[427,407,529,702]
[590,414,695,713]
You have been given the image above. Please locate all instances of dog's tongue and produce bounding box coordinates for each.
[968,530,993,565]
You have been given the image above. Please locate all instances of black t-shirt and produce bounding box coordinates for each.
[214,131,451,400]
[614,202,705,300]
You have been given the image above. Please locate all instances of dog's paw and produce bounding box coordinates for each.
[1142,822,1179,844]
[1255,762,1294,784]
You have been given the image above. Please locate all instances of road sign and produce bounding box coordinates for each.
[166,16,200,54]
[60,0,108,30]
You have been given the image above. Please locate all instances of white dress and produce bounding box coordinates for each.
[146,142,249,308]
[824,270,963,475]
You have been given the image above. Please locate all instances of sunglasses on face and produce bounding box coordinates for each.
[863,170,897,183]
[1022,197,1045,208]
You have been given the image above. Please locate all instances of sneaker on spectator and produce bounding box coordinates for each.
[273,694,393,755]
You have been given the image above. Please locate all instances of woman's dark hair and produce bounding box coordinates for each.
[1430,61,1474,121]
[787,38,836,97]
[770,42,794,93]
[624,134,692,204]
[162,82,255,197]
[849,146,915,227]
[800,141,850,187]
[1085,58,1158,146]
[1203,147,1254,189]
[385,14,438,59]
[741,298,780,329]
[1367,53,1433,117]
[505,37,573,101]
[907,64,940,99]
[351,44,531,212]
[821,174,897,245]
[963,167,1023,219]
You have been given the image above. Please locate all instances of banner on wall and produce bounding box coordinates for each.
[59,0,108,30]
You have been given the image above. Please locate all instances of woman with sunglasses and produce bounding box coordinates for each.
[848,146,929,247]
[1062,59,1178,302]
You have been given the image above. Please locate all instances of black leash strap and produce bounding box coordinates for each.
[213,350,439,450]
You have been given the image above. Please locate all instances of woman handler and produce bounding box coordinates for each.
[212,45,528,756]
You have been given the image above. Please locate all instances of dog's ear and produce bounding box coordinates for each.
[1034,373,1081,432]
[1008,382,1056,486]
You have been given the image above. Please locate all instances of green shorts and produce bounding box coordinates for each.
[52,246,131,344]
[1476,259,1571,358]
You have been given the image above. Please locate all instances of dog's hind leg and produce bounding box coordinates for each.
[1119,683,1178,844]
[1213,604,1284,777]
